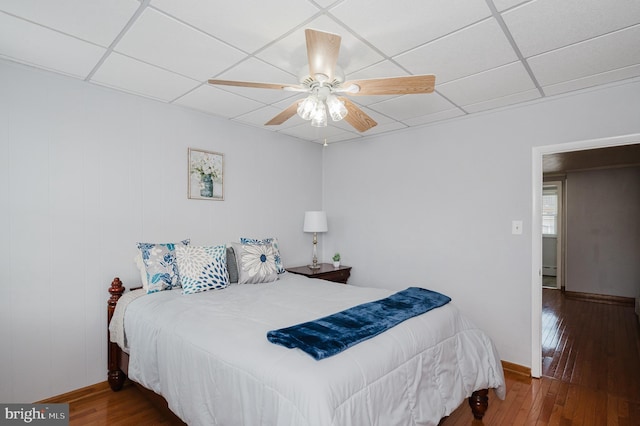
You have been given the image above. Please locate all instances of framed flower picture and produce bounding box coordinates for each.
[188,148,224,200]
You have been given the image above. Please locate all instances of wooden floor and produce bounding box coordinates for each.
[52,289,639,425]
[442,288,640,425]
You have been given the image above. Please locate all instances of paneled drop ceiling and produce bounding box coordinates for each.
[1,0,639,144]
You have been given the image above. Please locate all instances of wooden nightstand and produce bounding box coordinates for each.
[286,263,352,284]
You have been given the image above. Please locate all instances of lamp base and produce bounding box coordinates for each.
[307,264,321,270]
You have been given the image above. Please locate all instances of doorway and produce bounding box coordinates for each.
[531,133,640,378]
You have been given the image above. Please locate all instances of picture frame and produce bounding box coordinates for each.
[188,148,224,200]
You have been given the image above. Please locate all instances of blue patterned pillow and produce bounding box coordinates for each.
[240,237,285,274]
[176,245,229,294]
[137,239,190,293]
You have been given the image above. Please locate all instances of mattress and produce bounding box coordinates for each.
[117,273,505,426]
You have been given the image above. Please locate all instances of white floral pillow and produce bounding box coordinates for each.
[232,243,278,284]
[176,245,229,294]
[137,239,190,293]
[239,237,285,274]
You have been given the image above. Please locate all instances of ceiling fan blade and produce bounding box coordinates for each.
[265,100,301,126]
[305,29,341,82]
[208,79,304,91]
[338,97,377,132]
[341,75,436,96]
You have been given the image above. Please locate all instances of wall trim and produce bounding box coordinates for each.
[36,381,111,404]
[501,360,531,378]
[564,291,635,306]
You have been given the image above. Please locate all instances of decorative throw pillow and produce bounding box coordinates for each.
[175,245,229,294]
[226,246,239,284]
[137,239,190,294]
[232,243,279,284]
[239,237,285,274]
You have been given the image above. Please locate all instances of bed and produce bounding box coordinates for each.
[107,271,505,425]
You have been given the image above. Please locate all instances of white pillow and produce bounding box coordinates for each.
[134,252,149,291]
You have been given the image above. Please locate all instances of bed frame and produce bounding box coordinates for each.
[107,277,490,421]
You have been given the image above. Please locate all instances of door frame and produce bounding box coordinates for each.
[531,132,640,378]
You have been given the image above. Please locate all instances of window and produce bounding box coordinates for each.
[542,188,558,235]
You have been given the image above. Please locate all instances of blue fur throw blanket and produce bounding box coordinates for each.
[266,287,451,360]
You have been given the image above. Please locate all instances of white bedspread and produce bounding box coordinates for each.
[109,288,146,353]
[120,273,505,426]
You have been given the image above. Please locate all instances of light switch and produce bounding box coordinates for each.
[512,220,523,235]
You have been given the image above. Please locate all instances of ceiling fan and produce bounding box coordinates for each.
[208,29,436,133]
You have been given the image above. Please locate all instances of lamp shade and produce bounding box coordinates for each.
[303,211,328,233]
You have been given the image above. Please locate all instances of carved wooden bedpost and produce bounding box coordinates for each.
[108,277,126,391]
[468,389,489,420]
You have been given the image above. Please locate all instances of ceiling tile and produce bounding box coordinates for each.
[91,53,200,101]
[402,108,465,126]
[330,0,492,56]
[528,25,640,87]
[313,0,341,8]
[150,0,319,53]
[0,0,139,47]
[360,121,408,137]
[323,131,363,144]
[464,88,540,113]
[115,8,245,81]
[174,85,264,118]
[344,94,403,107]
[368,93,455,121]
[542,64,640,97]
[345,60,409,80]
[394,18,518,84]
[503,0,640,57]
[0,13,105,78]
[256,15,383,78]
[438,62,537,106]
[492,0,529,12]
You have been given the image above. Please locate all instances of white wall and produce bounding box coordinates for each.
[0,60,323,403]
[566,167,640,297]
[322,78,640,368]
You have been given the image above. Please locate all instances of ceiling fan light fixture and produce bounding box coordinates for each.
[326,94,347,121]
[297,95,318,120]
[310,102,327,127]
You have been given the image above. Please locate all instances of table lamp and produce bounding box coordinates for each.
[303,211,328,269]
